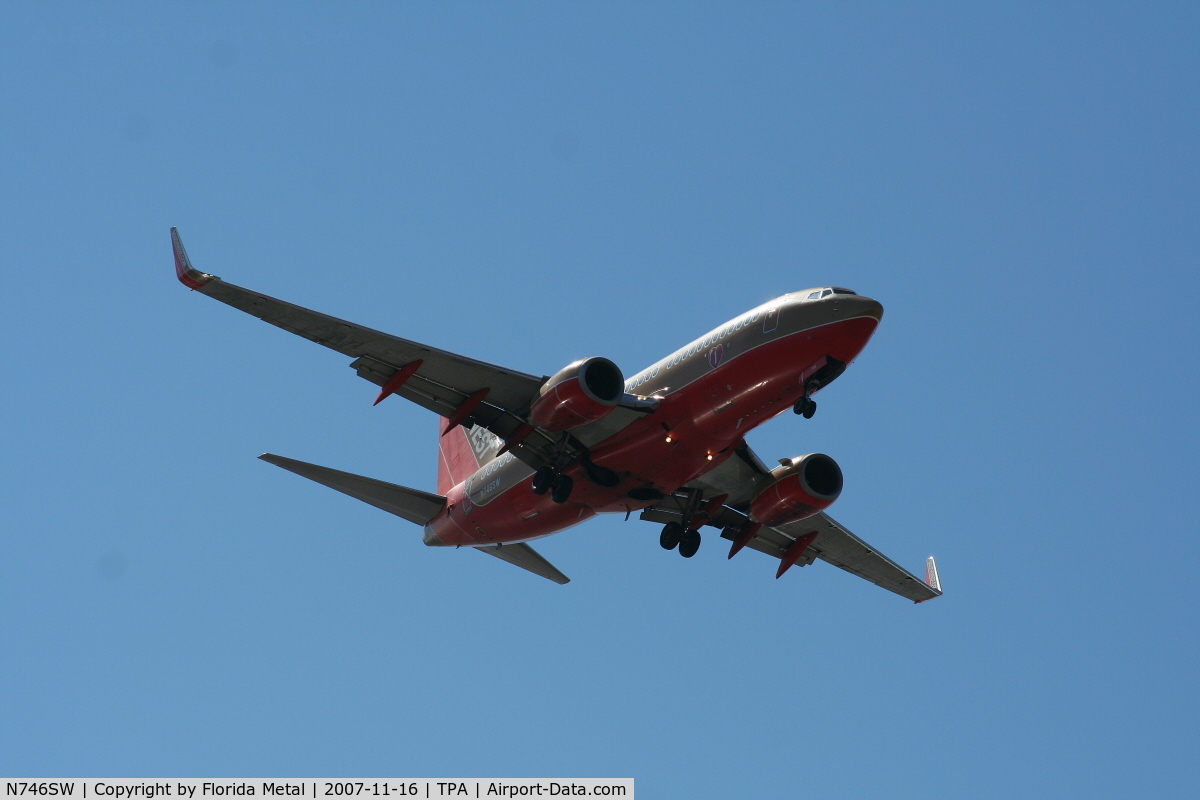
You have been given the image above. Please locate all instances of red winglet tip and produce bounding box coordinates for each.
[170,227,214,289]
[924,556,942,593]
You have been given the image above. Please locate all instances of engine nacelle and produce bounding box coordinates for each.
[529,357,625,432]
[749,453,843,527]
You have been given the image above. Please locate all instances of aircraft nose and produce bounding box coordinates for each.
[839,295,883,321]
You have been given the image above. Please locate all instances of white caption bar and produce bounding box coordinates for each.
[2,781,633,800]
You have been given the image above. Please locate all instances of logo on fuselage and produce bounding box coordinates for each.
[467,424,501,465]
[708,344,724,368]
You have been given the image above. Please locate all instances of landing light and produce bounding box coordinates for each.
[665,435,673,443]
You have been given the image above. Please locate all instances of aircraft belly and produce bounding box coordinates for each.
[687,316,879,437]
[429,312,882,547]
[427,458,597,546]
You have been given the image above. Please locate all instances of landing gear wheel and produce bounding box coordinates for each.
[659,522,683,550]
[794,397,817,418]
[678,529,702,558]
[550,474,574,504]
[531,467,555,495]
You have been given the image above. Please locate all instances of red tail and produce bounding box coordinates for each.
[437,417,484,494]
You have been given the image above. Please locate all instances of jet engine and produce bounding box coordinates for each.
[749,453,843,526]
[529,357,625,432]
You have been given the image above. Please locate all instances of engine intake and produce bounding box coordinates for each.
[529,357,625,432]
[749,453,843,527]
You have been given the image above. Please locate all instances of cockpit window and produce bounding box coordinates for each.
[804,287,858,300]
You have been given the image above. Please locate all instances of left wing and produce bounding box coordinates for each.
[725,513,942,603]
[651,442,943,603]
[172,228,556,463]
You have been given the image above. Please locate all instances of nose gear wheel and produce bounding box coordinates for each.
[794,396,816,418]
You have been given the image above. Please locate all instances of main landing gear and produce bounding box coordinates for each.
[659,521,702,558]
[530,437,620,505]
[655,487,714,558]
[531,467,574,504]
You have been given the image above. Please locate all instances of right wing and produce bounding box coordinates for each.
[173,228,555,463]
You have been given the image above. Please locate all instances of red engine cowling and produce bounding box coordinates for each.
[529,357,625,432]
[749,453,843,526]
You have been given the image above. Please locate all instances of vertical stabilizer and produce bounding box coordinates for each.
[437,418,503,494]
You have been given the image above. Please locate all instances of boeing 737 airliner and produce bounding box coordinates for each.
[171,228,941,602]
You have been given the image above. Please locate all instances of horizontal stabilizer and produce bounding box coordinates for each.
[474,542,570,584]
[259,453,445,526]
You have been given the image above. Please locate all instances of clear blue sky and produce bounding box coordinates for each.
[2,3,1197,797]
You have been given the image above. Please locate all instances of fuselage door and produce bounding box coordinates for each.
[762,304,780,334]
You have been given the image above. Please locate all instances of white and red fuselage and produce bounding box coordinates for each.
[424,289,882,549]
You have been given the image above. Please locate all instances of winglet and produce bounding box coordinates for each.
[924,556,942,593]
[170,227,217,290]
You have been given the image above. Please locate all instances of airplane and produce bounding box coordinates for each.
[171,228,942,602]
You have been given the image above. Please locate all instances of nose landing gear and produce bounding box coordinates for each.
[793,356,846,419]
[793,396,817,418]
